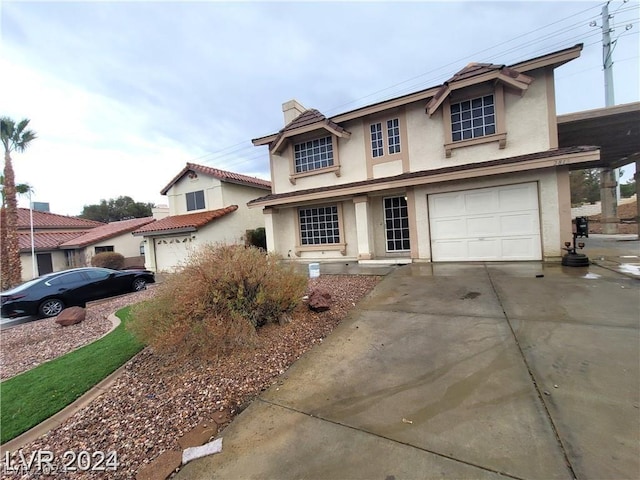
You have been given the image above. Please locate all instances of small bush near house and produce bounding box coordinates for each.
[246,227,267,250]
[128,244,307,358]
[91,251,125,270]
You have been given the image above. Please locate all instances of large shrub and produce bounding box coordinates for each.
[128,244,307,357]
[91,251,125,270]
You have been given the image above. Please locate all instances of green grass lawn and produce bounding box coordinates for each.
[0,307,145,444]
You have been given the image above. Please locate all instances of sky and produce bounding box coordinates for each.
[1,0,638,217]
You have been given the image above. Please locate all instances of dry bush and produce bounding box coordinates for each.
[128,244,307,358]
[91,251,125,270]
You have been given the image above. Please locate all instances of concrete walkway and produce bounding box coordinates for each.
[178,260,639,480]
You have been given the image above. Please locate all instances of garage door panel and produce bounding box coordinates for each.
[500,212,539,235]
[501,237,541,258]
[465,191,498,214]
[430,194,465,217]
[467,216,500,236]
[431,240,468,261]
[468,239,500,259]
[431,218,466,239]
[429,183,542,262]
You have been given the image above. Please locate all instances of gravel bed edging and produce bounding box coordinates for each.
[0,314,125,452]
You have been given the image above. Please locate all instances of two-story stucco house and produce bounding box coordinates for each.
[249,44,601,263]
[133,162,271,272]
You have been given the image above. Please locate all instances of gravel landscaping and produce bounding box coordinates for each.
[1,274,380,479]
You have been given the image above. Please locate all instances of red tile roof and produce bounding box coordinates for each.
[18,231,87,252]
[133,205,238,236]
[160,163,271,195]
[59,217,155,248]
[17,208,104,230]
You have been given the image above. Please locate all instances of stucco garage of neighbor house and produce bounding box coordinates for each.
[133,163,271,272]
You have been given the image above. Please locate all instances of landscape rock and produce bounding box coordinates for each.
[55,306,86,326]
[308,287,332,312]
[136,450,182,480]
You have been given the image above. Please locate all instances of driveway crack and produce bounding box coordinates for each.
[484,263,579,480]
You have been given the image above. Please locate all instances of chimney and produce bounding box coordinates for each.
[282,99,306,126]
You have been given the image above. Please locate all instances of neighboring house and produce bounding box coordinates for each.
[16,208,104,279]
[58,216,156,269]
[133,163,271,272]
[250,44,601,263]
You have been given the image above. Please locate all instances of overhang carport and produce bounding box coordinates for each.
[558,102,640,228]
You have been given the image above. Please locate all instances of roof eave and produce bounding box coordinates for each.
[133,226,197,237]
[248,147,600,208]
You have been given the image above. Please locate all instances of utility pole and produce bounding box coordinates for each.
[599,1,619,234]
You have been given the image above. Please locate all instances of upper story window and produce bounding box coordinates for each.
[387,119,401,154]
[294,137,334,173]
[369,118,401,157]
[186,190,205,211]
[451,94,495,142]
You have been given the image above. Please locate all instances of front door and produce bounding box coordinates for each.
[36,253,53,275]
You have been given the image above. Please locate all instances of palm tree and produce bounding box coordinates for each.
[1,117,37,289]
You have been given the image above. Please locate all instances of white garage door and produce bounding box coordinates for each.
[429,183,542,261]
[154,236,198,272]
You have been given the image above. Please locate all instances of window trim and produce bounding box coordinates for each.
[186,190,206,211]
[383,195,411,253]
[289,134,341,184]
[364,109,409,179]
[443,83,507,158]
[295,203,346,255]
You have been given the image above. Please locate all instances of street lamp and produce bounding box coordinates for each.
[28,190,36,278]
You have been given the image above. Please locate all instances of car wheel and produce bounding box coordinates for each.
[39,298,65,318]
[132,278,147,292]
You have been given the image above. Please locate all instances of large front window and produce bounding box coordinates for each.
[294,137,334,173]
[451,94,495,142]
[186,190,205,211]
[299,205,340,245]
[384,196,410,252]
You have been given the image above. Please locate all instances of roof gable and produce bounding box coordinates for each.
[160,163,271,195]
[254,109,352,152]
[425,63,533,116]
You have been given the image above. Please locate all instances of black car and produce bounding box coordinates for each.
[0,267,155,318]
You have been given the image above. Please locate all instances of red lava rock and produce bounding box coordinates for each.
[135,450,182,480]
[177,420,219,449]
[308,287,332,312]
[55,306,86,326]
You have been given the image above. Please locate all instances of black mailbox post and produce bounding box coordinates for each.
[575,216,589,238]
[561,216,590,267]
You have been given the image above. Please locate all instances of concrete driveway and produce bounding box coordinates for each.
[178,261,639,480]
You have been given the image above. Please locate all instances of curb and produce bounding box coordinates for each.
[1,313,127,454]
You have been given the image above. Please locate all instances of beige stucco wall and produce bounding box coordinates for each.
[268,69,554,197]
[165,175,224,215]
[82,233,144,265]
[263,169,565,263]
[20,250,68,281]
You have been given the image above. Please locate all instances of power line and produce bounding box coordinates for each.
[190,1,637,171]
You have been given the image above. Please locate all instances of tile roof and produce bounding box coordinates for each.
[17,208,105,230]
[270,109,349,151]
[59,217,155,248]
[18,231,87,252]
[160,163,271,195]
[132,205,238,236]
[248,146,600,206]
